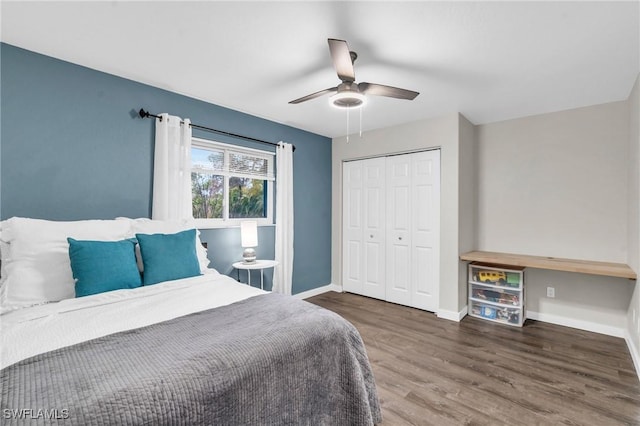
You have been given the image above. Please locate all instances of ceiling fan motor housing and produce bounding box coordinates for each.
[331,82,366,108]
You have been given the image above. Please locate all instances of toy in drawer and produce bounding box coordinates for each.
[470,301,523,326]
[470,285,520,305]
[470,264,523,288]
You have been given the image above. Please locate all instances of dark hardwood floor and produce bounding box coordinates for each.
[307,291,640,426]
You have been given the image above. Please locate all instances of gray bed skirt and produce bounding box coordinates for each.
[1,292,381,425]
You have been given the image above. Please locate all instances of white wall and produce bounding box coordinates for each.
[629,74,640,274]
[627,73,640,370]
[476,101,631,335]
[458,115,478,309]
[332,113,470,316]
[476,102,629,262]
[525,269,633,337]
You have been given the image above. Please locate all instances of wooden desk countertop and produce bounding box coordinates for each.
[459,250,637,280]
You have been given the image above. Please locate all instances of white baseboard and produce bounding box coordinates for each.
[437,305,468,322]
[624,331,640,381]
[294,283,342,300]
[526,310,626,338]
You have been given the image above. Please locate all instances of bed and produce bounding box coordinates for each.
[0,217,381,425]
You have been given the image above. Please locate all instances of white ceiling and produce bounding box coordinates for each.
[1,1,639,138]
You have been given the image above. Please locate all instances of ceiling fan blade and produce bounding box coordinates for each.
[358,82,419,100]
[289,87,338,104]
[328,38,355,83]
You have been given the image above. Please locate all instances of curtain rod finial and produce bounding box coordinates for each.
[138,108,148,119]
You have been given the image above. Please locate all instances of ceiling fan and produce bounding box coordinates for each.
[289,38,419,109]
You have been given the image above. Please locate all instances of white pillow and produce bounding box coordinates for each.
[0,217,131,313]
[120,218,211,272]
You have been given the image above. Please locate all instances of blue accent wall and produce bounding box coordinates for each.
[0,43,332,294]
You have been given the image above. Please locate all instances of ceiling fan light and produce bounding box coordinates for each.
[329,91,366,109]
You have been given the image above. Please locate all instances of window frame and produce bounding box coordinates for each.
[191,137,275,229]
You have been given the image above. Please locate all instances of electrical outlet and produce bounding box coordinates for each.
[546,286,555,298]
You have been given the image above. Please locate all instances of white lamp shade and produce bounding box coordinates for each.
[240,221,258,248]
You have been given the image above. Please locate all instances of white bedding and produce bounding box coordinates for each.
[0,270,265,369]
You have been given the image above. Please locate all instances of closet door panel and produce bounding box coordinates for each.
[386,155,412,306]
[343,157,386,299]
[411,150,441,312]
[362,158,386,299]
[342,161,364,294]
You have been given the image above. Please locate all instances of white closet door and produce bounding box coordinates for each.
[362,157,386,299]
[410,150,440,311]
[343,150,440,312]
[385,154,413,306]
[342,158,386,299]
[342,160,364,294]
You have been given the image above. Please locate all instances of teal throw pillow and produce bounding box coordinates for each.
[136,228,202,286]
[68,238,142,297]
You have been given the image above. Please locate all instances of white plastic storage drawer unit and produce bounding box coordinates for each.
[468,262,525,327]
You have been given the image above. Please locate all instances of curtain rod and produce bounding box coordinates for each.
[138,109,295,152]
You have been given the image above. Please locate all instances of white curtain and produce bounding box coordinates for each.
[273,142,294,295]
[152,113,193,220]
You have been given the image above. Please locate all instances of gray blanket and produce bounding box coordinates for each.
[1,293,381,425]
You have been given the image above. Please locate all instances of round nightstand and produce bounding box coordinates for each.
[232,260,279,290]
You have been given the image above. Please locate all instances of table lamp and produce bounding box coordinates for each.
[240,220,258,263]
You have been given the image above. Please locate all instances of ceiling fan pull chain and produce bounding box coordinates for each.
[359,107,363,138]
[346,106,350,143]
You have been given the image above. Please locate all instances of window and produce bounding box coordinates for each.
[191,138,274,228]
